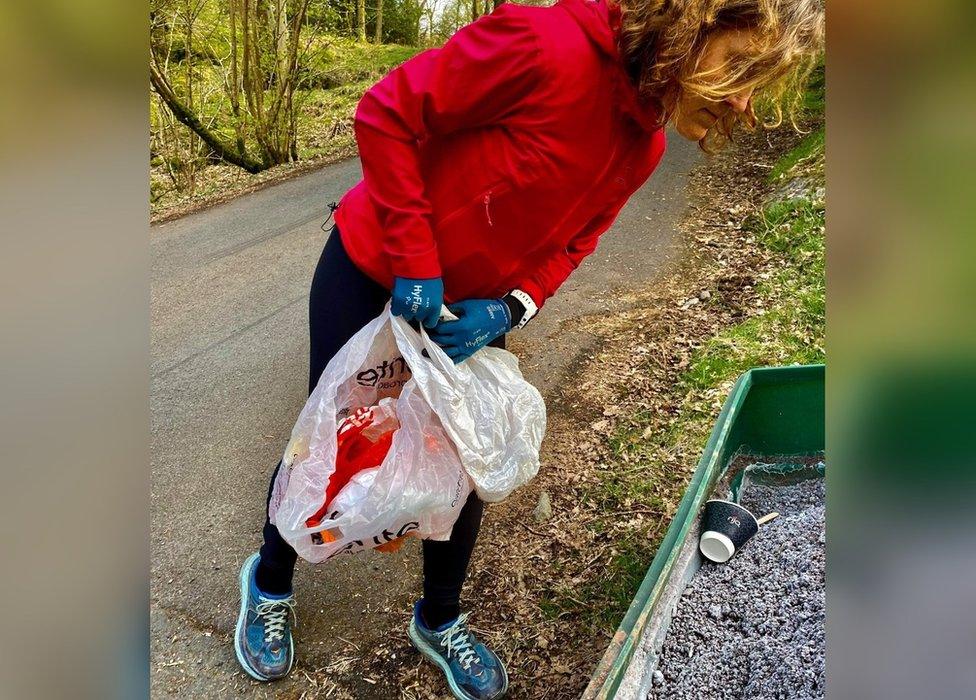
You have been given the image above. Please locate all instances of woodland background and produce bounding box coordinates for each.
[150,0,549,216]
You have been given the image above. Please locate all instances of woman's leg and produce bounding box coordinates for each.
[255,226,391,595]
[419,334,505,628]
[420,492,486,628]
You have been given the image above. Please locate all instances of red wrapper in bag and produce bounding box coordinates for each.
[305,399,414,552]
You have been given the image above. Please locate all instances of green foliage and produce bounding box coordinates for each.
[150,0,440,211]
[307,0,345,31]
[378,0,425,45]
[767,127,824,183]
[303,0,426,39]
[802,60,825,115]
[301,36,420,89]
[432,0,471,41]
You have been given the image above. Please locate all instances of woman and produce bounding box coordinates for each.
[234,0,823,696]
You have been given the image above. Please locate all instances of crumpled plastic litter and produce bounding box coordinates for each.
[269,302,546,563]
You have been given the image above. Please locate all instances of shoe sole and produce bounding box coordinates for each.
[234,554,294,682]
[408,619,509,700]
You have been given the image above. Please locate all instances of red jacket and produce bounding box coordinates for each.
[335,0,666,309]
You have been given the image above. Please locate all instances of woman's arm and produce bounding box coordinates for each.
[353,7,544,281]
[513,200,628,312]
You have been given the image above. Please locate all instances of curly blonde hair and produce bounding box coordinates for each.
[617,0,824,147]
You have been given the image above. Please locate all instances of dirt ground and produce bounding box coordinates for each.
[284,124,814,699]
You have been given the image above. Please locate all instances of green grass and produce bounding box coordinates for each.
[304,36,421,89]
[685,194,825,392]
[767,127,824,183]
[767,59,825,184]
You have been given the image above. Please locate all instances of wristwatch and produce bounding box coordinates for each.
[502,288,539,331]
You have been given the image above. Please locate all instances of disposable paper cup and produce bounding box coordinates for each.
[699,499,759,563]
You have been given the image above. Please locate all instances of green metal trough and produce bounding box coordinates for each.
[582,364,825,699]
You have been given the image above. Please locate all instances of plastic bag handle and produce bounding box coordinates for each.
[403,305,458,334]
[421,306,458,360]
[405,305,457,360]
[288,518,343,537]
[438,304,459,322]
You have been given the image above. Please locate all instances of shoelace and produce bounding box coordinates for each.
[437,612,480,671]
[255,597,296,645]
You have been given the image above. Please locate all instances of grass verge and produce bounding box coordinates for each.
[565,118,826,631]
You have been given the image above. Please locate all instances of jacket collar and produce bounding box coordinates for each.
[556,0,660,132]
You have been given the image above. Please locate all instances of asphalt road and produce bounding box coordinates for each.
[150,135,701,697]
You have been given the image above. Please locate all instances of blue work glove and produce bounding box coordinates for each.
[391,276,444,329]
[428,299,512,364]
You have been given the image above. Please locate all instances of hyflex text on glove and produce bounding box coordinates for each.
[392,276,444,329]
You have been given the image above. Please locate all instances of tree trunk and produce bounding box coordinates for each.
[374,0,384,42]
[185,5,193,108]
[472,0,479,22]
[150,60,266,173]
[240,0,271,165]
[426,2,435,42]
[357,0,366,41]
[228,0,247,156]
[275,0,289,85]
[152,0,312,176]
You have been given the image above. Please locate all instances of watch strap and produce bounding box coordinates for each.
[505,288,538,330]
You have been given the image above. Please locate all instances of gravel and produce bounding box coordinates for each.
[648,477,825,699]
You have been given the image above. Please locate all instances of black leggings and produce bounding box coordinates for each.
[257,226,500,623]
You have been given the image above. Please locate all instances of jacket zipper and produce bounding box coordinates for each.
[483,193,494,227]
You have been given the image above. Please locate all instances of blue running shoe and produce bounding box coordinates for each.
[234,553,296,681]
[408,600,509,700]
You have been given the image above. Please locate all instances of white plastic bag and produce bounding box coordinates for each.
[424,331,547,503]
[269,302,546,563]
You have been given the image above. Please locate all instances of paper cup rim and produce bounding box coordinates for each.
[700,530,736,563]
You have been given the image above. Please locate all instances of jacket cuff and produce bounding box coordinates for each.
[388,245,443,280]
